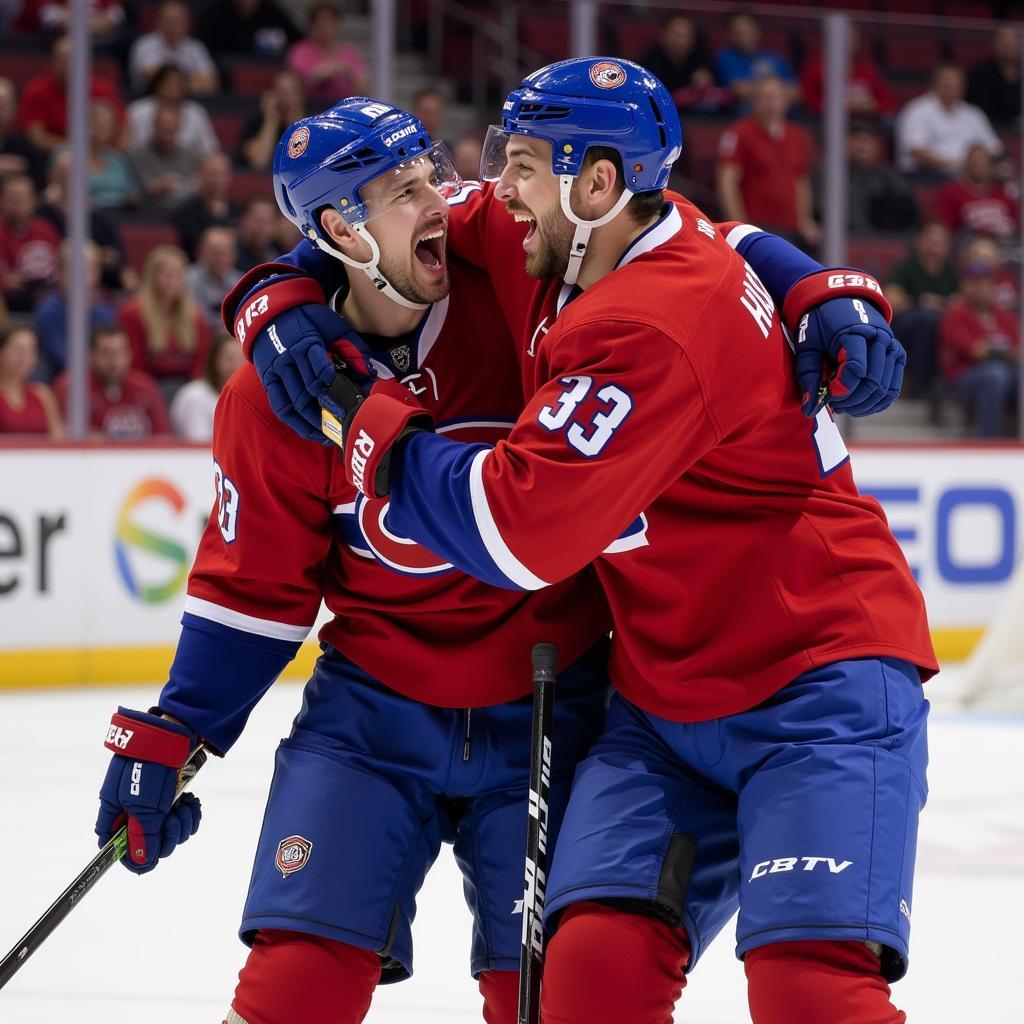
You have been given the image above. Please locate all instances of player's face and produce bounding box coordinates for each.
[494,137,574,280]
[359,157,451,305]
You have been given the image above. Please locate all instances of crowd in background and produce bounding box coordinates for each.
[0,0,1020,440]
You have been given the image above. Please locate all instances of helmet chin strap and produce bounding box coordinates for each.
[311,222,429,311]
[558,174,634,286]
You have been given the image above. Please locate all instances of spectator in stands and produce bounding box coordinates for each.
[0,324,63,436]
[198,0,301,61]
[714,9,797,108]
[716,75,818,249]
[0,78,44,190]
[963,234,1018,312]
[896,64,1001,177]
[60,99,138,210]
[128,104,201,213]
[14,0,125,44]
[967,23,1021,126]
[187,226,242,327]
[800,24,895,119]
[169,332,243,441]
[235,194,280,271]
[886,220,959,401]
[54,323,171,439]
[833,121,918,233]
[127,64,219,158]
[0,173,61,312]
[39,151,133,292]
[412,87,448,145]
[239,69,308,172]
[32,240,117,381]
[287,2,367,108]
[129,0,218,97]
[117,245,211,393]
[935,143,1019,241]
[15,36,124,157]
[640,14,727,114]
[939,253,1019,437]
[452,132,484,183]
[173,152,238,260]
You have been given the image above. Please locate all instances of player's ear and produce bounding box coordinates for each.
[320,208,367,260]
[581,157,620,217]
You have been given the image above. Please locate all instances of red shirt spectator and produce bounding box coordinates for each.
[14,0,125,36]
[15,36,123,154]
[0,324,63,436]
[940,291,1019,383]
[117,244,211,382]
[934,144,1018,239]
[717,76,815,240]
[0,173,62,312]
[800,27,895,117]
[54,324,171,438]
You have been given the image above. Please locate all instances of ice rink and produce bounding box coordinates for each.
[1,675,1020,1023]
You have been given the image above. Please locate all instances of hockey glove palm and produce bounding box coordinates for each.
[96,707,201,875]
[795,297,906,418]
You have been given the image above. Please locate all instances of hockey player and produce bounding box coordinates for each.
[93,102,614,1024]
[254,66,936,1024]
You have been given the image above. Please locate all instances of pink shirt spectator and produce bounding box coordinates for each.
[287,40,366,104]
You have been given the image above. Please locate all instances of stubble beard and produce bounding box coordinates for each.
[376,248,450,305]
[524,206,575,280]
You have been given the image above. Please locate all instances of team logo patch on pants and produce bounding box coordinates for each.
[275,835,313,878]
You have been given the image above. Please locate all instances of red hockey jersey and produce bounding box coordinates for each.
[186,258,611,706]
[427,184,938,721]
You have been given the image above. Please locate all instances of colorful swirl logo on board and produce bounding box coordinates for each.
[114,479,189,603]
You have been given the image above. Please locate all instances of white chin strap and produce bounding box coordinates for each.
[559,174,634,286]
[312,222,428,311]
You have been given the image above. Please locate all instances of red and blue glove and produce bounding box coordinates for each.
[319,372,433,498]
[222,263,377,444]
[95,707,201,875]
[781,270,904,418]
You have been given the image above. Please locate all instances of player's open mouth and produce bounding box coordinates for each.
[414,228,445,273]
[512,211,538,249]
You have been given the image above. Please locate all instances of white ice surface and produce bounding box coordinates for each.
[0,674,1020,1023]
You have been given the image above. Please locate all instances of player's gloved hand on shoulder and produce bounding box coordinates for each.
[320,371,433,499]
[96,707,201,875]
[251,302,377,444]
[795,296,906,418]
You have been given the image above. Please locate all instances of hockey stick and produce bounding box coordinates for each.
[519,643,557,1024]
[0,744,208,991]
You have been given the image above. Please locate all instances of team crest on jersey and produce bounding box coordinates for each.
[275,835,313,877]
[287,127,310,159]
[389,344,412,372]
[589,61,626,89]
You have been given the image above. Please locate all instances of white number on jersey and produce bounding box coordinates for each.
[538,376,633,457]
[213,460,240,543]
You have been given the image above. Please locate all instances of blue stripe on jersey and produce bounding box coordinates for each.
[388,431,536,591]
[158,614,300,754]
[730,229,822,304]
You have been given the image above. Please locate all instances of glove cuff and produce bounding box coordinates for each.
[782,270,892,334]
[227,272,327,358]
[345,382,433,499]
[104,708,193,767]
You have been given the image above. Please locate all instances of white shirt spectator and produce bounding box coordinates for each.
[127,97,219,156]
[897,92,1001,173]
[169,376,218,441]
[129,32,217,93]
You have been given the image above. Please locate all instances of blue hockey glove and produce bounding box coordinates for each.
[795,297,906,418]
[96,707,201,875]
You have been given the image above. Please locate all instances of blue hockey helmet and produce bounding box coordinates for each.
[273,97,462,309]
[479,58,682,284]
[480,57,682,192]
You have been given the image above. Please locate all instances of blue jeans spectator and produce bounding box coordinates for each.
[951,357,1018,437]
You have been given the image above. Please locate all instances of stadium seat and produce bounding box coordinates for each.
[118,220,182,273]
[210,112,246,153]
[520,14,570,64]
[231,171,276,203]
[847,236,908,282]
[225,59,279,97]
[882,32,944,73]
[613,19,661,61]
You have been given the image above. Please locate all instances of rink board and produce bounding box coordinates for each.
[0,442,1022,687]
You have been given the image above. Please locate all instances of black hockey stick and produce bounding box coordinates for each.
[0,744,208,991]
[519,643,557,1024]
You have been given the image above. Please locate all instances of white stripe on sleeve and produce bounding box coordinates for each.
[725,223,763,249]
[183,595,312,643]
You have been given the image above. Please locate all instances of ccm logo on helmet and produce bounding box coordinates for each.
[383,125,418,147]
[827,273,882,296]
[349,430,375,491]
[589,61,626,89]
